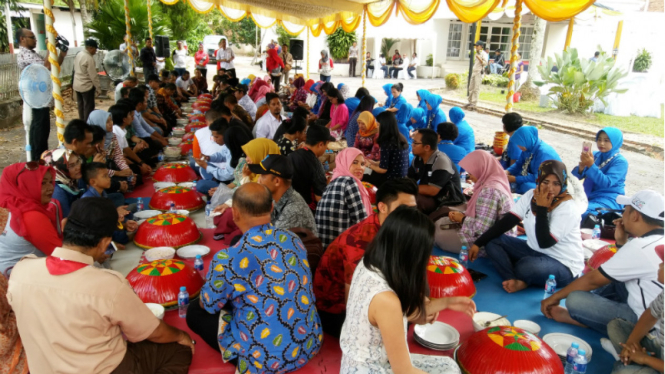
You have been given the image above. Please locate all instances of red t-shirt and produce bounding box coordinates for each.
[314,214,380,314]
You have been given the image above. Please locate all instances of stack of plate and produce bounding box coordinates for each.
[413,321,460,351]
[542,333,592,365]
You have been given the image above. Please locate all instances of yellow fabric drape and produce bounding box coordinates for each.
[278,20,306,36]
[250,12,278,28]
[184,0,216,13]
[522,0,595,22]
[309,15,361,37]
[218,5,247,22]
[367,1,396,27]
[396,0,441,25]
[445,0,502,23]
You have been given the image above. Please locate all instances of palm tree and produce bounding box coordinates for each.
[381,38,399,65]
[87,0,168,50]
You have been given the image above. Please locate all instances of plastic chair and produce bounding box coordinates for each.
[373,67,384,79]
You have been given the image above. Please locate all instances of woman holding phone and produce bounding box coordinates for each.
[572,127,628,219]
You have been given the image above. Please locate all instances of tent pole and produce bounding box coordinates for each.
[505,0,522,113]
[361,6,367,87]
[43,0,65,146]
[564,17,574,51]
[124,0,135,76]
[147,0,153,40]
[306,27,310,80]
[5,1,14,53]
[612,20,623,59]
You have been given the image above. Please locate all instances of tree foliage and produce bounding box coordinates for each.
[326,27,356,61]
[633,48,652,72]
[159,1,209,49]
[276,25,299,48]
[0,0,28,52]
[380,38,399,65]
[87,0,168,50]
[207,13,257,46]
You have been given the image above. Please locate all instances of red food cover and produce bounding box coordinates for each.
[182,132,195,142]
[361,181,377,205]
[427,256,476,298]
[185,122,206,133]
[126,259,204,307]
[153,163,198,183]
[149,186,205,211]
[134,213,201,249]
[457,326,563,374]
[584,243,617,274]
[198,93,212,100]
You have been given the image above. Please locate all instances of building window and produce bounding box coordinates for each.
[518,26,534,59]
[447,23,463,58]
[489,26,512,54]
[467,25,489,56]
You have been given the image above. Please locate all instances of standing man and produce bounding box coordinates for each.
[407,52,419,78]
[280,44,293,85]
[172,41,188,77]
[466,40,487,110]
[140,37,157,79]
[119,34,138,59]
[73,39,101,122]
[348,41,359,77]
[216,39,235,79]
[15,27,67,161]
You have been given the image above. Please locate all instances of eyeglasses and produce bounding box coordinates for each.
[16,160,47,184]
[412,142,423,146]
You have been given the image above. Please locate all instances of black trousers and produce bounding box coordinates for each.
[144,66,157,80]
[366,64,374,78]
[271,75,281,92]
[76,87,96,122]
[390,67,403,78]
[30,107,51,161]
[186,301,221,351]
[349,57,357,77]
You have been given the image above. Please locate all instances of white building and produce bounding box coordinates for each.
[10,2,85,51]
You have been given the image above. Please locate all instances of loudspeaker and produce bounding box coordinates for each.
[155,35,170,58]
[290,39,304,61]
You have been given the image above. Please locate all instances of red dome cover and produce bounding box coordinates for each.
[198,93,212,100]
[185,122,206,133]
[149,186,205,211]
[192,102,210,113]
[361,182,377,205]
[134,213,201,249]
[153,163,197,183]
[584,243,617,274]
[182,132,195,142]
[126,259,204,307]
[187,113,206,123]
[427,256,476,298]
[457,326,563,374]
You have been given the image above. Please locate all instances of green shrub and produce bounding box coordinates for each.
[445,73,460,89]
[326,28,356,61]
[633,49,652,72]
[426,54,433,67]
[482,74,510,87]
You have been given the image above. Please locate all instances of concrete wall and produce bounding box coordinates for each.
[29,7,85,50]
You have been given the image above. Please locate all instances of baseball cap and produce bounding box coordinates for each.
[305,125,335,145]
[248,154,294,179]
[616,190,664,221]
[474,40,485,47]
[656,245,663,262]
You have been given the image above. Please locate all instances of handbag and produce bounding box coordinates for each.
[581,207,622,239]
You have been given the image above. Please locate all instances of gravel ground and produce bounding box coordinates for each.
[1,56,662,195]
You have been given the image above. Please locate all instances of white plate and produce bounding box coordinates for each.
[154,182,176,190]
[583,239,608,251]
[542,333,593,361]
[176,209,190,217]
[513,320,541,336]
[414,321,459,346]
[178,182,197,189]
[472,312,511,331]
[145,246,175,262]
[461,182,473,190]
[177,245,211,259]
[134,210,162,220]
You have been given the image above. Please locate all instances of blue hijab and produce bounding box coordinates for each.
[410,107,427,130]
[372,106,386,117]
[449,106,475,154]
[416,89,429,110]
[346,97,361,117]
[311,82,322,114]
[509,126,540,152]
[424,92,447,129]
[87,110,113,149]
[595,127,623,164]
[396,103,412,140]
[382,84,393,107]
[240,78,251,86]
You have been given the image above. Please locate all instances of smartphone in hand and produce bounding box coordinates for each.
[582,141,593,153]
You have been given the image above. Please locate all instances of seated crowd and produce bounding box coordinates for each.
[0,60,661,374]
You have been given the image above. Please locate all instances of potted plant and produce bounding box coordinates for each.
[633,48,652,73]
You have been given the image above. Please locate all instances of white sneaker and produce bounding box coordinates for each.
[601,338,620,361]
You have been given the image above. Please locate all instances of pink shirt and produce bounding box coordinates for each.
[195,50,209,68]
[330,103,349,140]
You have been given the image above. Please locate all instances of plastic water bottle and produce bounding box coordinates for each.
[194,254,204,273]
[205,200,213,228]
[459,246,469,268]
[544,274,557,299]
[178,286,189,318]
[158,151,164,162]
[136,198,144,212]
[127,174,134,192]
[572,349,588,374]
[592,224,601,240]
[323,161,330,172]
[169,203,177,214]
[460,172,467,184]
[564,342,580,374]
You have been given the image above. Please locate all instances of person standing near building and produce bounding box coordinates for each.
[280,44,294,85]
[172,41,188,77]
[216,38,235,78]
[348,42,359,77]
[140,37,157,79]
[16,27,67,161]
[73,39,100,122]
[466,40,487,110]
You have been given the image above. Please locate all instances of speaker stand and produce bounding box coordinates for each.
[292,60,302,75]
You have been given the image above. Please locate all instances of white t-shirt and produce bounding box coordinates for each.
[119,43,138,57]
[173,49,188,69]
[113,125,129,149]
[379,57,386,66]
[114,83,123,103]
[410,57,419,67]
[254,111,282,139]
[510,189,585,276]
[216,48,235,69]
[600,230,664,317]
[176,77,193,91]
[194,127,225,169]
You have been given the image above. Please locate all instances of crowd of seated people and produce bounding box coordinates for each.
[1,57,661,374]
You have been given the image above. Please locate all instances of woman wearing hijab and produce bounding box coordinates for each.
[346,95,376,147]
[0,162,62,276]
[319,50,334,82]
[315,148,371,248]
[434,151,513,253]
[395,102,413,142]
[365,111,410,187]
[87,110,135,181]
[409,107,427,131]
[471,160,584,293]
[416,89,429,111]
[381,84,394,109]
[288,77,309,112]
[194,42,209,78]
[327,88,348,140]
[254,85,273,107]
[249,78,268,102]
[572,127,628,219]
[354,112,380,161]
[305,81,320,110]
[338,83,351,100]
[372,106,386,117]
[448,106,475,155]
[424,91,447,130]
[506,126,562,194]
[41,149,83,218]
[345,87,369,118]
[266,49,285,91]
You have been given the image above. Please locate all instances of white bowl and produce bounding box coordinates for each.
[153,182,176,191]
[472,312,511,332]
[177,244,211,259]
[164,147,181,159]
[145,246,176,262]
[176,118,189,125]
[145,303,165,319]
[513,320,541,336]
[176,209,190,217]
[133,210,162,220]
[168,137,183,146]
[580,228,594,240]
[172,127,186,136]
[178,182,197,189]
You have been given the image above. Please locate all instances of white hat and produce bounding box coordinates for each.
[616,190,664,221]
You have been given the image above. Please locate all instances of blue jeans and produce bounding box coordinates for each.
[174,68,186,77]
[188,156,201,177]
[514,181,537,194]
[380,66,389,78]
[196,167,220,195]
[485,234,575,288]
[490,63,503,74]
[407,66,416,78]
[566,282,637,334]
[320,75,331,82]
[608,318,662,374]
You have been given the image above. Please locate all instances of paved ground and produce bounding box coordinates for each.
[1,56,662,195]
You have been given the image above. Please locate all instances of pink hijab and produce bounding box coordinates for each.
[459,150,513,218]
[254,86,272,104]
[332,148,372,214]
